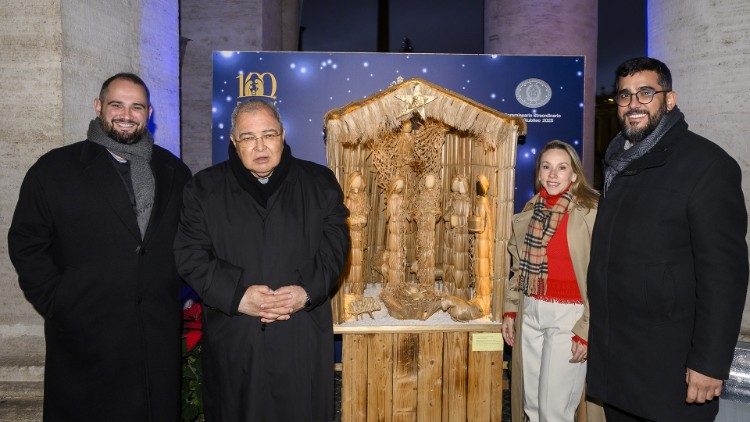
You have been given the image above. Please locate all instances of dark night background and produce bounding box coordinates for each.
[299,0,646,95]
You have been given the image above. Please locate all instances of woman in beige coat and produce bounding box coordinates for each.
[502,141,604,422]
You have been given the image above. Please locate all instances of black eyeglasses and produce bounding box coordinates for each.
[615,89,670,107]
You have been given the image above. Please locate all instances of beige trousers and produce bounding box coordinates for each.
[521,296,586,422]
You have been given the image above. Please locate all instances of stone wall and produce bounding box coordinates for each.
[140,0,181,155]
[0,3,64,403]
[180,0,299,174]
[0,0,179,413]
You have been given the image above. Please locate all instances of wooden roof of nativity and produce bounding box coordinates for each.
[324,77,527,146]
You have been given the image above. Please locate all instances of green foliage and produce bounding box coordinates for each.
[181,343,204,422]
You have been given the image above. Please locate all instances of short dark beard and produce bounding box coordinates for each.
[99,118,146,145]
[619,101,667,143]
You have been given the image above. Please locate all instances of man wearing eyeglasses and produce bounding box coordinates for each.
[174,99,350,421]
[586,57,748,420]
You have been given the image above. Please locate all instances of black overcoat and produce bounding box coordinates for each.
[586,117,749,420]
[173,157,349,421]
[8,140,191,421]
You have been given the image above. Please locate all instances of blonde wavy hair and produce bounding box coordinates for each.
[534,140,599,209]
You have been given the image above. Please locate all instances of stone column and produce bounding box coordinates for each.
[0,0,179,415]
[180,0,300,173]
[0,3,62,407]
[648,0,750,338]
[139,0,181,156]
[484,0,598,179]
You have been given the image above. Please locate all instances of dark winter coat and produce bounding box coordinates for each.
[173,157,349,421]
[8,140,191,421]
[586,117,749,420]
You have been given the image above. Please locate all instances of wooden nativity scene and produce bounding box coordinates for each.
[325,78,526,325]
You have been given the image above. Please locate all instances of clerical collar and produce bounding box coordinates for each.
[255,171,273,184]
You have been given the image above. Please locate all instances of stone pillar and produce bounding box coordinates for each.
[484,0,598,179]
[648,0,750,338]
[180,0,300,173]
[139,0,181,155]
[0,0,179,415]
[0,2,62,407]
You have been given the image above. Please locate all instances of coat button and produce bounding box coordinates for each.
[137,296,143,304]
[135,246,146,255]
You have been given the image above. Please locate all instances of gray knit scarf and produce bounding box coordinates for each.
[87,118,155,238]
[603,106,683,196]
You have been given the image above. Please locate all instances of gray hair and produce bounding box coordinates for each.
[230,99,284,133]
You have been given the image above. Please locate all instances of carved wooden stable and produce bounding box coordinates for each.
[336,325,503,422]
[325,78,526,323]
[325,78,525,421]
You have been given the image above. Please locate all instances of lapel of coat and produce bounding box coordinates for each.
[621,148,669,176]
[566,206,593,291]
[143,149,175,244]
[511,198,536,256]
[80,140,142,242]
[264,161,298,214]
[621,120,684,176]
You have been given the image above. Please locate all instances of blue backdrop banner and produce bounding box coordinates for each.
[212,52,584,211]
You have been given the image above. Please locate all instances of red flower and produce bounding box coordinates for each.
[182,302,203,353]
[182,301,203,322]
[184,329,202,352]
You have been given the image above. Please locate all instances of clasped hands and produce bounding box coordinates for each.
[237,285,308,323]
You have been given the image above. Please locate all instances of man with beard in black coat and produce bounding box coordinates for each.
[8,73,191,420]
[586,57,748,421]
[174,99,349,421]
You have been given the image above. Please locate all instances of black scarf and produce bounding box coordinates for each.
[603,107,684,196]
[228,142,293,208]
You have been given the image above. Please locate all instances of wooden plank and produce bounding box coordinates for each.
[489,348,503,422]
[342,334,368,422]
[467,335,492,421]
[393,333,419,422]
[417,332,443,422]
[341,330,501,422]
[367,333,394,422]
[441,332,468,422]
[334,323,501,334]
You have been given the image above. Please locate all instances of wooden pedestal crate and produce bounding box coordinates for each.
[336,324,503,421]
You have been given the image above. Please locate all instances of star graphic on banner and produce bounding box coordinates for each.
[395,83,436,119]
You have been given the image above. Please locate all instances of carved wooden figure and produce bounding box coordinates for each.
[383,176,407,286]
[469,174,494,315]
[443,175,471,298]
[343,172,369,320]
[347,296,381,321]
[441,295,483,322]
[412,173,442,286]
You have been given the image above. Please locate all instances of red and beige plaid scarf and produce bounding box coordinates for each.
[515,189,573,295]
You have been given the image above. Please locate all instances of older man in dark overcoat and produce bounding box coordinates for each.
[8,73,191,421]
[587,57,748,420]
[174,99,349,421]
